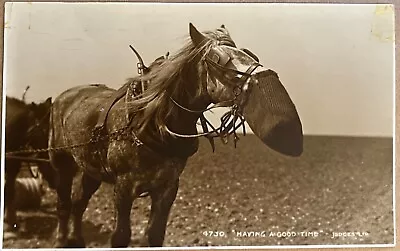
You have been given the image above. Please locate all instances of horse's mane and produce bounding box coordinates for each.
[126,27,235,137]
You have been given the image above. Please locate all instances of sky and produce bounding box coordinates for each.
[3,3,395,137]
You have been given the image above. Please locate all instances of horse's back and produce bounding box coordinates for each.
[53,84,113,111]
[50,84,115,145]
[53,84,115,118]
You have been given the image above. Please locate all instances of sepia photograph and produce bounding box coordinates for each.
[1,2,395,249]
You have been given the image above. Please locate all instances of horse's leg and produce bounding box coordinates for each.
[4,160,21,233]
[141,180,179,247]
[68,172,101,247]
[52,157,75,248]
[110,173,135,248]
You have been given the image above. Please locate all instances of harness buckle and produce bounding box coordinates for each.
[137,62,144,75]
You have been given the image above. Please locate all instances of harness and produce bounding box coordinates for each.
[91,45,155,143]
[6,44,262,160]
[92,43,262,152]
[165,45,262,150]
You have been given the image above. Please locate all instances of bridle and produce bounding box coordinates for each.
[166,44,262,149]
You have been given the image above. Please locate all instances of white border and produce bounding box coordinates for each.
[0,244,396,250]
[0,2,396,250]
[392,15,397,246]
[1,2,11,248]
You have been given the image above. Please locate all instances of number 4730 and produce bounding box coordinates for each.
[202,231,226,237]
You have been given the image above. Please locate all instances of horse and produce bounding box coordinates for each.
[4,96,55,233]
[49,23,303,248]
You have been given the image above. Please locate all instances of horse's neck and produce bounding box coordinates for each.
[166,78,210,135]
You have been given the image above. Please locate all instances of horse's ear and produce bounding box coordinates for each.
[219,24,231,36]
[189,23,207,46]
[45,97,52,104]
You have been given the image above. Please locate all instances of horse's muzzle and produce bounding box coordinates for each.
[242,69,303,156]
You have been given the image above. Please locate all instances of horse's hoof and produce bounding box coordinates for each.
[131,238,147,247]
[110,233,131,247]
[137,237,150,247]
[53,239,68,248]
[67,237,86,248]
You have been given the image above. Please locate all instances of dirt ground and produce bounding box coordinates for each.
[2,135,394,248]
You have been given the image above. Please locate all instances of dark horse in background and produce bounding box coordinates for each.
[4,96,56,233]
[49,23,303,248]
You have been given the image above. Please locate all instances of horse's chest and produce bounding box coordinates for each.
[108,141,187,188]
[142,158,186,189]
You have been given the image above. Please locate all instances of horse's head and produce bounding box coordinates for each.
[27,97,52,147]
[190,23,303,156]
[31,97,52,119]
[28,97,57,188]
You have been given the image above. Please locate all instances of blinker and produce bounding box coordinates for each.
[208,46,231,66]
[242,48,259,63]
[211,54,219,63]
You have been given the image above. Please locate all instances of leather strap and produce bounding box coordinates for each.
[94,83,131,131]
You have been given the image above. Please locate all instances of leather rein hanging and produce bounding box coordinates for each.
[165,45,262,150]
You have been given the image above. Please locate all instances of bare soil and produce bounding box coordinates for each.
[2,135,394,248]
